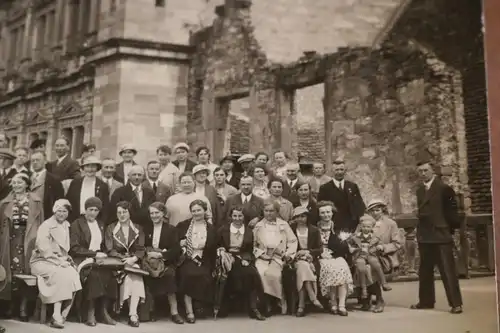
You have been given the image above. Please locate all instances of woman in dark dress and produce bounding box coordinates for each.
[143,202,183,324]
[291,183,319,226]
[216,206,265,321]
[290,207,324,317]
[176,199,217,324]
[69,197,117,327]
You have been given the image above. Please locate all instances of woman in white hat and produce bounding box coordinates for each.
[30,199,82,328]
[115,144,138,184]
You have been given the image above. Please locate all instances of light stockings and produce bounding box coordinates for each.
[298,282,319,309]
[128,296,140,317]
[328,284,348,310]
[167,294,179,316]
[184,295,194,318]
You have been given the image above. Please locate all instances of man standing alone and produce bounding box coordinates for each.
[410,160,463,314]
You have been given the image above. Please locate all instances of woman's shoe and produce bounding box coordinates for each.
[19,314,29,322]
[171,314,184,324]
[330,306,338,315]
[185,314,196,324]
[50,318,65,329]
[372,301,385,313]
[128,315,140,327]
[312,300,324,311]
[250,309,266,321]
[296,308,305,317]
[382,284,392,291]
[338,308,348,317]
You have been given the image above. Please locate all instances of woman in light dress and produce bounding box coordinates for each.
[30,199,82,328]
[253,201,297,316]
[316,201,353,317]
[251,164,270,200]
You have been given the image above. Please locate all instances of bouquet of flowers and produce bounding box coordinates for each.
[295,250,313,262]
[338,231,352,242]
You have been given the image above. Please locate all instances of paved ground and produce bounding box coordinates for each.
[1,277,497,333]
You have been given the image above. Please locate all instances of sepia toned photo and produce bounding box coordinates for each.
[0,0,497,332]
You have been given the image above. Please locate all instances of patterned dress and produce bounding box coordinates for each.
[10,196,29,293]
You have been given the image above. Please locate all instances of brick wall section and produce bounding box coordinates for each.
[229,114,250,154]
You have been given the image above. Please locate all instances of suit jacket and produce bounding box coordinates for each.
[69,216,107,265]
[172,159,197,173]
[114,161,137,184]
[318,179,366,232]
[225,172,241,189]
[47,155,80,181]
[142,179,172,204]
[99,176,123,200]
[197,184,223,227]
[416,177,459,244]
[291,198,319,226]
[144,219,181,264]
[216,223,254,262]
[176,218,217,269]
[224,193,265,226]
[66,177,110,223]
[109,183,156,227]
[281,179,302,202]
[31,170,65,221]
[309,175,332,198]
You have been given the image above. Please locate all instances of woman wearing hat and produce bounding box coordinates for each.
[69,197,118,326]
[143,202,183,324]
[290,207,324,317]
[115,144,138,184]
[354,199,403,313]
[220,155,240,189]
[0,172,44,321]
[30,199,82,328]
[172,143,197,173]
[66,156,110,223]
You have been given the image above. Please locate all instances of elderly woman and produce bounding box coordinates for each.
[268,178,294,222]
[176,199,217,324]
[143,202,183,324]
[291,183,319,226]
[216,206,265,321]
[356,199,403,313]
[69,197,117,326]
[104,201,146,328]
[0,172,43,321]
[317,201,353,317]
[290,207,323,317]
[165,173,213,227]
[253,200,297,316]
[30,199,82,328]
[251,164,270,200]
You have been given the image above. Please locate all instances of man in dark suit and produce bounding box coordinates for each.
[282,162,303,202]
[114,144,138,184]
[410,161,463,314]
[46,137,81,194]
[99,158,124,199]
[224,176,265,228]
[30,151,64,220]
[0,148,16,201]
[66,156,110,222]
[143,160,173,203]
[109,165,156,227]
[172,142,197,173]
[318,160,366,232]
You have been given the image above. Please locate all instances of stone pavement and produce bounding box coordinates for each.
[1,277,497,333]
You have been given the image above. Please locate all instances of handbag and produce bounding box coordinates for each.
[379,255,393,275]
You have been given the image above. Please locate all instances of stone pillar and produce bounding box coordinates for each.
[88,0,99,34]
[71,126,78,159]
[45,119,57,160]
[61,1,72,53]
[0,22,8,69]
[277,89,297,159]
[83,113,92,143]
[323,64,336,172]
[53,0,65,46]
[77,0,86,40]
[22,5,34,60]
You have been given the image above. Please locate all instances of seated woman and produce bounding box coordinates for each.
[176,199,217,324]
[267,178,294,222]
[0,172,43,321]
[290,207,324,317]
[291,183,319,226]
[143,202,183,324]
[216,206,265,321]
[69,197,117,326]
[104,201,146,328]
[30,199,82,328]
[316,201,353,317]
[253,200,297,316]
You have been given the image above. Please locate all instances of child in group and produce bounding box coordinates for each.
[349,215,391,298]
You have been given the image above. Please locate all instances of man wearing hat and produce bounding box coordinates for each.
[237,154,255,177]
[46,137,81,183]
[172,142,197,173]
[193,164,222,226]
[115,144,138,184]
[0,148,17,201]
[66,156,110,222]
[30,151,65,220]
[220,154,240,189]
[30,138,47,154]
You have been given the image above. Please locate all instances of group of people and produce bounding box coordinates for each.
[0,135,464,331]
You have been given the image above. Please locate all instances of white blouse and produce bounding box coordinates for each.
[152,223,163,249]
[191,223,207,258]
[87,220,102,251]
[80,177,96,214]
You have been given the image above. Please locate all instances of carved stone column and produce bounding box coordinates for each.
[61,1,72,53]
[88,0,99,35]
[83,113,92,143]
[45,119,57,160]
[52,0,65,47]
[22,4,34,60]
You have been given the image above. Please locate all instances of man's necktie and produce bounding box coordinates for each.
[153,182,158,194]
[134,188,141,204]
[339,183,343,191]
[243,197,248,204]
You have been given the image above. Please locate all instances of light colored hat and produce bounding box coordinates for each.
[53,198,72,213]
[292,206,309,218]
[119,144,137,155]
[173,142,190,152]
[237,154,255,164]
[192,164,210,175]
[80,156,102,170]
[366,199,387,211]
[0,148,15,160]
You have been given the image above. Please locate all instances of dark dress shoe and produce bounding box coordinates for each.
[410,303,434,310]
[128,315,140,328]
[450,306,463,314]
[250,309,266,321]
[171,314,184,324]
[0,325,5,333]
[19,315,29,322]
[150,313,156,322]
[186,316,196,324]
[296,308,305,317]
[338,309,348,317]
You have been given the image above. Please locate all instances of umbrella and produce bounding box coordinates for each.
[213,249,234,319]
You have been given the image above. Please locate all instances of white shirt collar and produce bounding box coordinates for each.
[131,184,142,191]
[334,179,344,188]
[424,176,435,189]
[57,154,67,163]
[230,223,245,234]
[149,179,158,186]
[241,193,252,202]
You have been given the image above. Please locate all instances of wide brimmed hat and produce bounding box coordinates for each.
[237,154,255,164]
[366,199,387,211]
[80,156,102,171]
[119,144,137,156]
[173,142,190,152]
[220,155,236,164]
[192,164,210,175]
[30,139,46,150]
[292,206,309,218]
[0,148,15,160]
